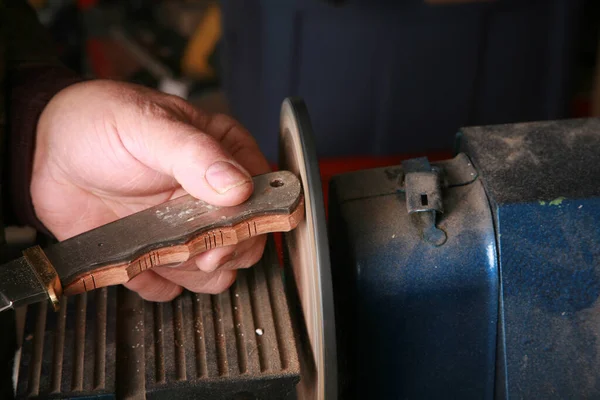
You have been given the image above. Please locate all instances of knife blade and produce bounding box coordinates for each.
[0,170,304,312]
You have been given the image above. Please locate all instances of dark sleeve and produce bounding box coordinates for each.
[3,1,83,234]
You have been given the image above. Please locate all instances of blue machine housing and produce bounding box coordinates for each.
[328,118,600,398]
[328,154,499,399]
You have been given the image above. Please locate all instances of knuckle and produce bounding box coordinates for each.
[196,258,221,273]
[160,286,184,302]
[166,96,211,128]
[210,112,235,127]
[225,243,265,271]
[138,99,173,121]
[196,247,238,273]
[139,283,183,302]
[202,270,237,294]
[250,237,267,262]
[246,243,266,268]
[194,247,238,273]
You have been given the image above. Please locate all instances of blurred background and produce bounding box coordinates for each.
[29,0,600,166]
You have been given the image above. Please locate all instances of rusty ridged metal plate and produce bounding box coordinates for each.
[278,97,338,400]
[14,237,300,399]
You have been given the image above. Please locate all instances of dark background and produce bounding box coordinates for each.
[32,0,600,163]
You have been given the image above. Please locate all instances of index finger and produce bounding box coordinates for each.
[168,98,271,176]
[200,113,271,176]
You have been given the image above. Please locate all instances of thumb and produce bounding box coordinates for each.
[125,116,254,206]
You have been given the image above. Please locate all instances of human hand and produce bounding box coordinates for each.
[31,80,271,301]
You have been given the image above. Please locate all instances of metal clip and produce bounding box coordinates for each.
[400,157,447,246]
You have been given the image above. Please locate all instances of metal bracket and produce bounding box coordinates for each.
[400,157,447,246]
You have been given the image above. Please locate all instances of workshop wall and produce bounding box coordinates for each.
[220,0,593,161]
[31,0,600,163]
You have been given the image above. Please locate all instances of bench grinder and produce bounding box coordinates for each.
[10,98,600,399]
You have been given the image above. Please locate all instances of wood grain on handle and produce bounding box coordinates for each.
[39,171,304,297]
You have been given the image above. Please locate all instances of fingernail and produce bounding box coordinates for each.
[205,161,251,194]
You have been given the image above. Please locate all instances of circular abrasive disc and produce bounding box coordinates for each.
[278,98,337,400]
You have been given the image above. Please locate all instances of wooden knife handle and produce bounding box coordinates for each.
[38,171,304,297]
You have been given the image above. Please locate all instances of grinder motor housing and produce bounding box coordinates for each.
[328,117,600,399]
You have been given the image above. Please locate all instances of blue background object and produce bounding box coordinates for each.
[220,0,584,162]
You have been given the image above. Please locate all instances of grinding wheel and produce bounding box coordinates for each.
[278,98,338,400]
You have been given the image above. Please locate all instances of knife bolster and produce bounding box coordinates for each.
[23,246,62,311]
